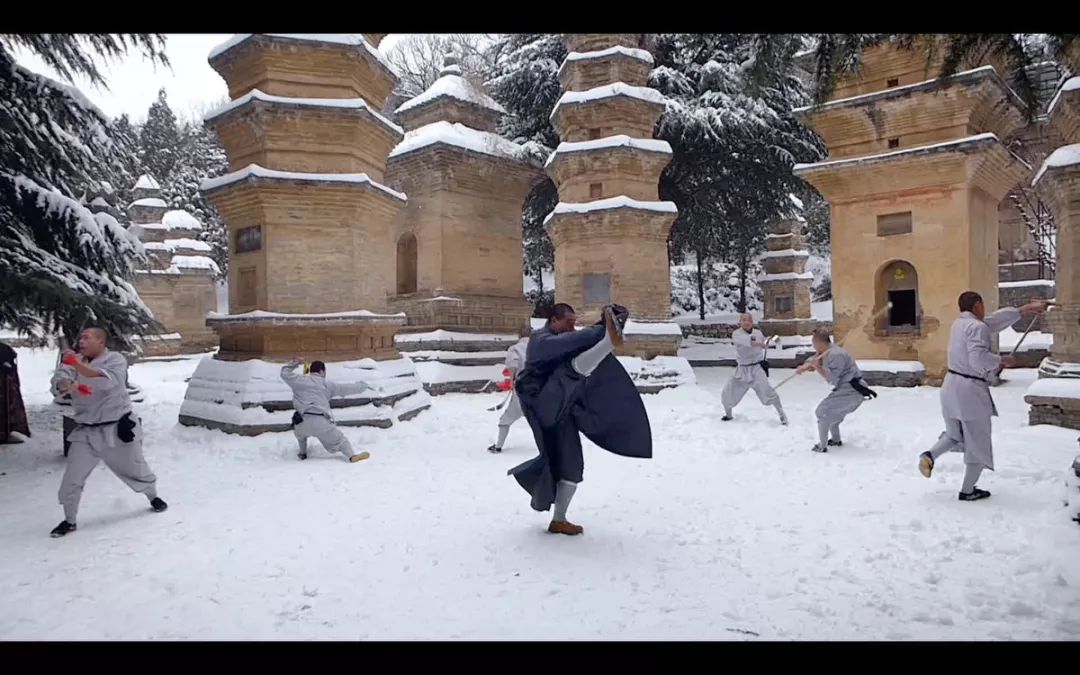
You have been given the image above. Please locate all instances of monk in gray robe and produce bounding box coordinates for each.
[720,313,787,425]
[488,324,532,454]
[281,358,372,463]
[796,328,877,453]
[49,327,166,538]
[918,292,1045,501]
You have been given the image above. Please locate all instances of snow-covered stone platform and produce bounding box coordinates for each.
[179,356,430,436]
[396,329,518,395]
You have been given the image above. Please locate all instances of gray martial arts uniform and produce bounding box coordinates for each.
[814,346,868,446]
[281,362,369,459]
[720,328,784,418]
[494,337,529,449]
[925,308,1020,491]
[52,350,157,523]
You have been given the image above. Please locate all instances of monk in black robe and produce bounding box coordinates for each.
[509,303,652,535]
[1,341,31,444]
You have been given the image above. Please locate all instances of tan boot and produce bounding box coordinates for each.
[548,520,584,536]
[603,306,624,348]
[349,451,371,463]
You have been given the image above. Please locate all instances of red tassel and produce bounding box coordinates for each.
[496,380,512,391]
[76,383,93,396]
[62,353,79,366]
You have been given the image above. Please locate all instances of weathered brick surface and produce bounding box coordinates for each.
[205,179,403,315]
[385,146,541,322]
[999,281,1054,331]
[547,206,675,322]
[209,36,398,108]
[552,96,665,144]
[210,103,402,182]
[397,98,500,134]
[211,318,403,362]
[559,54,651,92]
[547,146,669,203]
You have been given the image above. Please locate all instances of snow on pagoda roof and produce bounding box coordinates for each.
[201,164,407,202]
[205,88,403,137]
[162,209,202,231]
[551,83,667,119]
[396,71,506,116]
[793,65,1026,114]
[134,174,160,190]
[542,196,677,226]
[557,46,654,79]
[208,34,397,79]
[129,197,167,209]
[1046,76,1080,118]
[1033,142,1080,186]
[544,135,671,168]
[793,133,1005,173]
[389,121,531,162]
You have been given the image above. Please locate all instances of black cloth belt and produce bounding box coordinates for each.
[837,378,878,399]
[753,360,770,377]
[947,368,988,383]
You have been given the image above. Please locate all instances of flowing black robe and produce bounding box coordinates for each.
[508,322,652,512]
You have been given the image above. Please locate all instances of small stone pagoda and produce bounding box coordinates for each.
[386,55,540,334]
[384,55,543,392]
[759,217,816,336]
[795,39,1030,383]
[125,174,219,356]
[180,33,429,435]
[546,34,685,362]
[1026,46,1080,428]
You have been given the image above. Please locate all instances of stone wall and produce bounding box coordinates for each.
[999,280,1054,331]
[389,293,531,335]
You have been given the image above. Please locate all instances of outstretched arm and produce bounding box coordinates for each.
[280,358,303,383]
[527,325,605,366]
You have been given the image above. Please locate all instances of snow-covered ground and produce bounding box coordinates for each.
[1,347,1078,640]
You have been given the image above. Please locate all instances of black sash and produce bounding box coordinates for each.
[847,378,878,399]
[291,410,325,427]
[947,368,987,383]
[754,360,770,377]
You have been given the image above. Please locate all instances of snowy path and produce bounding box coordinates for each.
[1,350,1078,640]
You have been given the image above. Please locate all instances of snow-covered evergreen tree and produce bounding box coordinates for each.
[138,88,184,184]
[160,121,229,277]
[0,34,166,347]
[485,33,565,295]
[653,33,826,313]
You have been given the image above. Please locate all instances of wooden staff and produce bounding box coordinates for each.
[774,301,894,390]
[1009,314,1040,357]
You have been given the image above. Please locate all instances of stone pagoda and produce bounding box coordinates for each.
[795,39,1030,383]
[384,55,543,392]
[546,34,684,361]
[386,56,540,333]
[126,174,219,356]
[179,34,429,435]
[759,217,816,336]
[1026,45,1080,428]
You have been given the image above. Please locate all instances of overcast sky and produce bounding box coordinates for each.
[11,34,410,122]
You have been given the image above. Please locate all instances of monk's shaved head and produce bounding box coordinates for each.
[78,326,108,358]
[83,327,107,342]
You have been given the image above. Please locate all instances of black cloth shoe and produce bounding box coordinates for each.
[150,497,168,512]
[50,521,76,537]
[958,487,991,502]
[297,452,307,460]
[721,415,733,422]
[811,443,828,453]
[487,444,502,454]
[827,439,843,447]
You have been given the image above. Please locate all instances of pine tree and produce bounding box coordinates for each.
[159,120,229,277]
[0,34,166,347]
[485,34,565,299]
[107,113,141,214]
[653,33,825,313]
[139,88,183,183]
